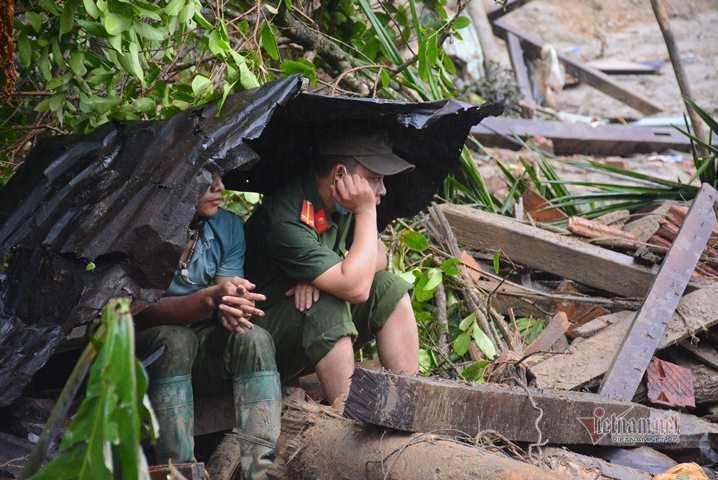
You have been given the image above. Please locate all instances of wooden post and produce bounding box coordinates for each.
[506,32,535,105]
[649,0,707,145]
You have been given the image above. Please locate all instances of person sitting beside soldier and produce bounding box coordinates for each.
[244,132,420,404]
[135,172,280,480]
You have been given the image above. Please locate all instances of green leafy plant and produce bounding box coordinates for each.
[452,312,496,360]
[29,298,157,480]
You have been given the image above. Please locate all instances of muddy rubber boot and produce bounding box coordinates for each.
[233,371,282,480]
[150,375,195,464]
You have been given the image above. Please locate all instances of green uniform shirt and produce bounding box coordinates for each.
[245,175,354,307]
[245,174,411,381]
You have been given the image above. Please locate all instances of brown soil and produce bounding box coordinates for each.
[495,0,718,118]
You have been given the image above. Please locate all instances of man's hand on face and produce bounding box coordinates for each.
[331,170,376,215]
[213,277,266,334]
[285,283,320,312]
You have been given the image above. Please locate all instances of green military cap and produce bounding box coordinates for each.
[319,132,415,176]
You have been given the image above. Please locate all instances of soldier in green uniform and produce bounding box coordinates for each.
[135,173,280,480]
[245,133,420,404]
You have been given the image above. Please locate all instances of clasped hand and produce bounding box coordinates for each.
[214,277,266,334]
[285,283,320,312]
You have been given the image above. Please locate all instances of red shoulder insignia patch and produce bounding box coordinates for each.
[300,200,315,229]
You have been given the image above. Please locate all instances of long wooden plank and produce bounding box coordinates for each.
[506,31,535,105]
[345,367,718,449]
[439,203,655,297]
[599,184,718,401]
[529,287,718,390]
[471,116,694,156]
[492,20,662,115]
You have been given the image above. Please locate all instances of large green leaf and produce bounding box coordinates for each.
[260,21,280,61]
[471,323,496,360]
[128,41,145,85]
[191,74,212,97]
[452,332,471,356]
[60,0,79,37]
[401,230,428,252]
[103,12,131,36]
[280,59,317,84]
[18,36,32,67]
[32,299,152,480]
[82,0,100,18]
[69,51,87,76]
[165,0,185,16]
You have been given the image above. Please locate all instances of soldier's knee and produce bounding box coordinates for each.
[305,293,350,318]
[226,325,277,376]
[147,326,199,377]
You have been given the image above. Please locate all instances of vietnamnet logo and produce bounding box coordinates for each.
[577,406,680,445]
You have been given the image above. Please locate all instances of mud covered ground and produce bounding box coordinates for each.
[496,0,718,118]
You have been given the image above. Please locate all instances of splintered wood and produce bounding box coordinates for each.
[529,287,718,390]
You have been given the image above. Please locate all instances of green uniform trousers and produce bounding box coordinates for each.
[136,320,277,392]
[254,270,411,382]
[135,320,278,464]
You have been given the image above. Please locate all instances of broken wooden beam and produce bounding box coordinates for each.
[491,20,662,115]
[471,117,696,156]
[506,31,535,105]
[439,203,655,297]
[599,184,718,401]
[529,287,718,391]
[344,367,718,449]
[272,398,565,480]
